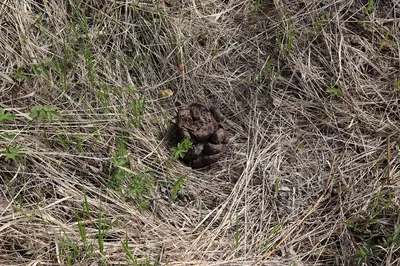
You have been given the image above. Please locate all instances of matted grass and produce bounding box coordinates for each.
[1,0,399,265]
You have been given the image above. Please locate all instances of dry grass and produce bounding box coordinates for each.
[1,0,400,265]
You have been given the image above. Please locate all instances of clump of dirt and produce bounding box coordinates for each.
[176,102,228,168]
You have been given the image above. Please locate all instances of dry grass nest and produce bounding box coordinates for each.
[1,1,400,265]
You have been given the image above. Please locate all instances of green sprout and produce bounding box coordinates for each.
[29,105,61,123]
[171,137,193,159]
[0,108,16,124]
[3,144,23,164]
[326,86,342,96]
[170,175,186,201]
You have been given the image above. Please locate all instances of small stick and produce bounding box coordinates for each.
[387,136,391,184]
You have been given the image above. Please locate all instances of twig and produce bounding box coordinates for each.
[387,136,391,185]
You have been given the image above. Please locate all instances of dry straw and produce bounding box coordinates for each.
[0,0,399,265]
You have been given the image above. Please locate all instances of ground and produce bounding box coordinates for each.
[0,0,400,265]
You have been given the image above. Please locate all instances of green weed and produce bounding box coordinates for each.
[326,86,342,96]
[0,133,15,141]
[170,175,186,201]
[34,13,44,32]
[76,191,93,260]
[394,79,400,93]
[14,66,33,84]
[129,171,154,210]
[129,96,146,126]
[364,0,375,16]
[97,210,115,261]
[275,26,296,55]
[263,57,273,79]
[28,105,61,143]
[379,31,394,52]
[77,218,87,246]
[82,189,91,219]
[58,192,106,264]
[0,108,16,124]
[287,27,295,51]
[171,137,193,159]
[108,137,154,210]
[257,224,282,253]
[312,13,330,33]
[249,0,261,13]
[391,221,400,244]
[3,144,23,164]
[58,207,114,265]
[152,111,169,129]
[84,45,95,87]
[29,105,61,123]
[344,220,371,234]
[108,147,132,193]
[75,214,94,260]
[123,86,146,126]
[58,237,81,265]
[121,237,156,265]
[97,211,105,257]
[53,52,68,92]
[29,58,53,77]
[276,31,283,51]
[268,224,281,238]
[354,243,373,265]
[56,135,84,152]
[370,186,384,219]
[121,237,137,265]
[346,187,400,265]
[13,58,53,85]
